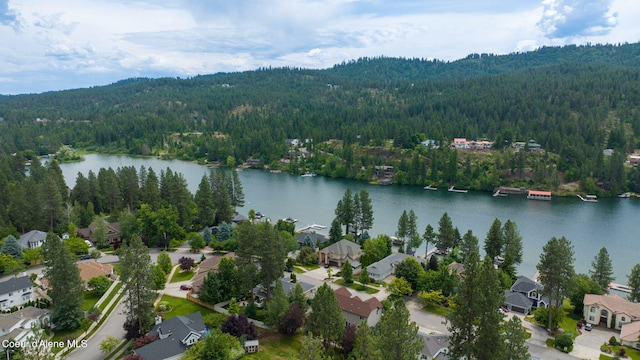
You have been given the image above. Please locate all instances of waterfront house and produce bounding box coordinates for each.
[0,307,50,345]
[18,230,46,249]
[135,312,206,360]
[620,321,640,350]
[366,252,412,282]
[295,232,329,248]
[583,293,640,330]
[418,333,450,360]
[0,276,34,310]
[318,239,362,268]
[503,276,548,314]
[334,287,383,327]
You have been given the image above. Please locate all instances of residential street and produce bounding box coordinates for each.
[67,299,126,360]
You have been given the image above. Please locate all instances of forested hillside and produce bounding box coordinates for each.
[1,42,640,195]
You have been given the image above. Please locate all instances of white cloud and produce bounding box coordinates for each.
[0,0,639,94]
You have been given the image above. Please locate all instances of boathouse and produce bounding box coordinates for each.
[527,190,551,201]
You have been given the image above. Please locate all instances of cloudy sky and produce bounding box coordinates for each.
[0,0,637,95]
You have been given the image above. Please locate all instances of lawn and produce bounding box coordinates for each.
[333,279,379,294]
[155,294,217,317]
[99,282,123,311]
[293,267,306,274]
[170,269,195,283]
[600,345,640,360]
[82,291,101,311]
[422,304,453,317]
[244,332,302,360]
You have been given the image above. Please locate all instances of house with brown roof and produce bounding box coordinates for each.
[334,287,383,327]
[583,293,640,330]
[77,261,114,282]
[77,220,121,245]
[620,321,640,350]
[318,239,362,268]
[191,253,237,294]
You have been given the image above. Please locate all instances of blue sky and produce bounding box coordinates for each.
[0,0,637,95]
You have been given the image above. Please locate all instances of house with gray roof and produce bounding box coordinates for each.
[419,333,450,360]
[134,312,206,360]
[0,276,34,311]
[18,230,46,249]
[504,276,548,314]
[252,277,316,303]
[318,239,362,268]
[0,306,50,345]
[295,232,329,248]
[367,252,412,282]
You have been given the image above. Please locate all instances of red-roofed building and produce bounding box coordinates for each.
[583,293,640,330]
[334,287,383,327]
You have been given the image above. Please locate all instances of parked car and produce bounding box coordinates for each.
[180,284,192,291]
[500,306,510,313]
[585,323,592,331]
[79,254,91,260]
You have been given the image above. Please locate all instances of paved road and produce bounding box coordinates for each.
[67,299,127,360]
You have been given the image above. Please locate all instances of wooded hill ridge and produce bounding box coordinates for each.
[1,42,640,195]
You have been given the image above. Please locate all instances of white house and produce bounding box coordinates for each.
[0,307,50,344]
[17,230,46,249]
[583,294,640,330]
[366,252,412,282]
[0,276,34,310]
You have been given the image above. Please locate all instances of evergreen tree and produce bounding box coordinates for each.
[374,299,423,360]
[474,256,507,360]
[447,250,481,359]
[358,267,370,286]
[335,189,355,235]
[264,280,289,328]
[150,264,167,290]
[502,316,531,360]
[502,220,523,280]
[436,212,455,250]
[42,232,84,330]
[231,168,245,207]
[329,217,342,243]
[627,264,640,303]
[484,218,503,261]
[0,235,22,259]
[459,230,479,264]
[405,209,421,253]
[120,235,156,338]
[395,210,409,245]
[537,236,575,332]
[308,283,344,349]
[589,247,614,292]
[352,320,382,360]
[195,175,215,227]
[140,167,161,210]
[422,224,435,257]
[288,282,307,310]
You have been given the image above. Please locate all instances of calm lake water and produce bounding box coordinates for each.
[59,154,640,283]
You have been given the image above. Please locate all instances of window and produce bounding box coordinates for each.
[589,316,594,321]
[590,306,596,313]
[621,316,626,322]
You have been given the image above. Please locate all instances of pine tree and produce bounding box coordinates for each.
[308,283,344,349]
[627,264,640,303]
[329,217,342,243]
[474,256,506,360]
[396,210,409,245]
[335,189,355,235]
[342,260,353,284]
[484,218,503,261]
[352,320,382,360]
[501,220,523,280]
[354,190,374,236]
[264,281,289,328]
[120,235,156,338]
[194,175,215,227]
[459,230,479,264]
[537,236,575,332]
[374,299,423,360]
[422,224,435,257]
[502,316,531,360]
[42,232,84,330]
[406,210,422,253]
[436,212,455,250]
[589,247,614,292]
[231,169,245,207]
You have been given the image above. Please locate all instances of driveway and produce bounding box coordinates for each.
[573,324,615,359]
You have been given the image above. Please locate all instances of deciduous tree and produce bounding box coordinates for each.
[342,260,353,284]
[157,251,172,275]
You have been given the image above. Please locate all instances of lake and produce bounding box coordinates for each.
[58,154,640,283]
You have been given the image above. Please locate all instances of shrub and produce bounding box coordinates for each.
[609,336,619,346]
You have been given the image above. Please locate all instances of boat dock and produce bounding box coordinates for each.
[609,282,633,294]
[448,186,468,193]
[577,194,598,202]
[493,189,507,197]
[527,190,551,201]
[423,185,437,191]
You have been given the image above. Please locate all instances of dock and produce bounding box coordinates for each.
[448,186,468,193]
[493,189,507,197]
[577,194,598,202]
[494,186,528,195]
[609,282,633,294]
[423,185,437,191]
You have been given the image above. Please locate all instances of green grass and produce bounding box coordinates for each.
[155,294,217,317]
[421,304,453,317]
[244,332,302,359]
[170,269,195,283]
[333,279,380,294]
[99,282,123,311]
[601,345,640,360]
[82,291,101,311]
[299,264,319,270]
[293,267,306,274]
